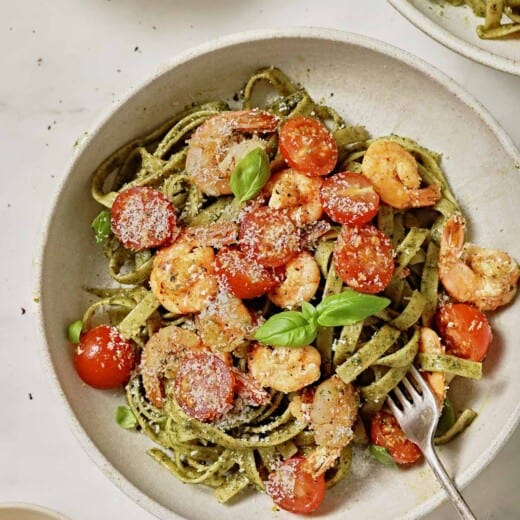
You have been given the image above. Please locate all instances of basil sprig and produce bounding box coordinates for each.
[315,291,391,327]
[253,310,317,348]
[91,209,112,244]
[254,289,390,347]
[229,147,270,204]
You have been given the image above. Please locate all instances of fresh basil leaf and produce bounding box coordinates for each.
[229,147,271,204]
[67,319,83,343]
[254,310,317,347]
[300,301,317,322]
[316,289,391,327]
[115,405,137,430]
[369,444,396,466]
[91,209,112,244]
[255,290,389,347]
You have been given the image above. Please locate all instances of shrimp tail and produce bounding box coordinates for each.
[230,110,280,133]
[410,183,442,208]
[438,215,476,302]
[302,446,342,478]
[441,214,466,255]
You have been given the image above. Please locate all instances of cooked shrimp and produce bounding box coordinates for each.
[439,215,520,311]
[266,169,323,226]
[150,232,218,314]
[419,327,446,407]
[186,110,279,196]
[267,251,320,309]
[247,343,321,393]
[288,387,314,424]
[361,140,441,210]
[140,325,204,408]
[310,376,359,448]
[195,289,254,352]
[303,376,359,477]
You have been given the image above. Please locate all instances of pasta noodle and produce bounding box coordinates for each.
[442,0,520,38]
[71,66,517,512]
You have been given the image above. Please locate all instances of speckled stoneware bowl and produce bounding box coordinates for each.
[388,0,520,75]
[39,28,520,520]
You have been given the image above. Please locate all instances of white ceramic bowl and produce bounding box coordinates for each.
[388,0,520,75]
[39,28,520,520]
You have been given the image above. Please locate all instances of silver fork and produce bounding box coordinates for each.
[386,365,477,520]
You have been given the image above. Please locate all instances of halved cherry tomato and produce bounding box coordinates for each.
[266,456,326,514]
[74,325,135,389]
[111,186,177,251]
[333,225,394,294]
[370,410,422,464]
[436,303,492,362]
[239,206,300,267]
[279,116,338,176]
[215,246,282,299]
[320,171,380,226]
[174,353,235,422]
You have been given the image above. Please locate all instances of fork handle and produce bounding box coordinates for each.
[422,445,477,520]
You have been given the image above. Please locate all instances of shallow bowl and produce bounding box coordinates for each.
[39,28,520,520]
[0,503,69,520]
[388,0,520,75]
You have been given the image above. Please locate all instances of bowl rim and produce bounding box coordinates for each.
[36,26,520,520]
[387,0,520,76]
[0,502,70,520]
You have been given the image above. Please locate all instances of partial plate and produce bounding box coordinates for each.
[38,28,520,520]
[388,0,520,75]
[0,503,70,520]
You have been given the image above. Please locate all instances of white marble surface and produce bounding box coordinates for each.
[1,1,519,519]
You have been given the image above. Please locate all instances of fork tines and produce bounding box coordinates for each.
[387,365,436,413]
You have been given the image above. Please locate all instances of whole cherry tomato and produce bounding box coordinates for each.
[436,303,492,362]
[74,325,135,389]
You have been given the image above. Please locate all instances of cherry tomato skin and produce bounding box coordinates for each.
[370,410,422,464]
[266,456,326,514]
[111,186,177,251]
[320,171,380,226]
[239,206,300,267]
[279,116,338,176]
[215,247,281,299]
[174,353,235,422]
[74,325,135,389]
[436,303,492,362]
[333,225,394,294]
